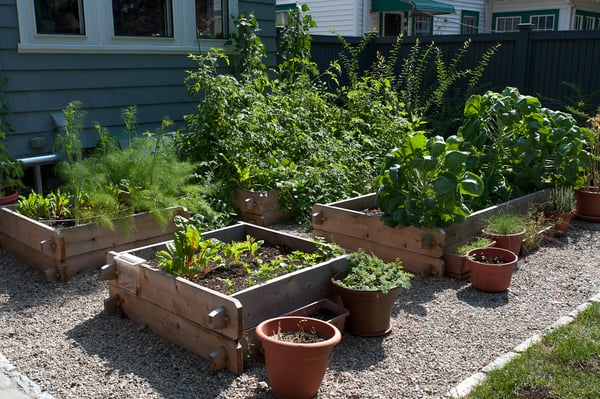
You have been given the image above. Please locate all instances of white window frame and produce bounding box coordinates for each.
[574,15,583,30]
[16,0,237,54]
[496,16,521,32]
[585,16,595,30]
[530,14,555,31]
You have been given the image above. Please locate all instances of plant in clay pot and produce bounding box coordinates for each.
[466,246,518,292]
[483,211,527,255]
[443,236,495,280]
[331,249,413,336]
[543,186,575,236]
[255,316,341,399]
[574,113,600,222]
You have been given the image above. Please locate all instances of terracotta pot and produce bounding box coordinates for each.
[256,316,341,399]
[544,210,574,236]
[331,272,400,336]
[574,187,600,222]
[483,228,525,256]
[466,247,518,292]
[443,239,496,280]
[0,189,18,206]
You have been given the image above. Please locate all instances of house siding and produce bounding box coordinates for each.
[1,0,277,159]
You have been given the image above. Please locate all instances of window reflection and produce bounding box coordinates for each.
[196,0,226,39]
[112,0,173,37]
[34,0,85,35]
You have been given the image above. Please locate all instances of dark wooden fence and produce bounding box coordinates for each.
[307,25,600,112]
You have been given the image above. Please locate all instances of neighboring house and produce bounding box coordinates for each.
[0,0,277,167]
[276,0,600,36]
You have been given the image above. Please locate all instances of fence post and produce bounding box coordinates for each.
[513,23,534,93]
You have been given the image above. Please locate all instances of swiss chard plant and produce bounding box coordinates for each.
[375,126,484,229]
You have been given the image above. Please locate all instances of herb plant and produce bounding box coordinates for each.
[450,236,494,256]
[484,211,528,235]
[336,249,413,294]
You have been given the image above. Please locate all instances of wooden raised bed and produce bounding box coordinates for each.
[0,206,187,282]
[230,188,291,226]
[311,190,550,278]
[101,222,347,375]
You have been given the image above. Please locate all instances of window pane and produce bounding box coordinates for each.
[34,0,85,35]
[112,0,173,37]
[196,0,226,39]
[415,15,430,36]
[384,13,403,37]
[462,15,477,34]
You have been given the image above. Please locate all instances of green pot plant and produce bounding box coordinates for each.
[443,235,495,280]
[574,113,600,222]
[330,249,413,337]
[482,211,528,256]
[0,71,24,205]
[255,316,342,399]
[466,246,518,292]
[0,101,197,281]
[542,186,575,236]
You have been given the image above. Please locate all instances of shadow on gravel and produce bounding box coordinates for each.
[0,251,104,310]
[66,311,247,399]
[394,276,470,317]
[455,285,509,308]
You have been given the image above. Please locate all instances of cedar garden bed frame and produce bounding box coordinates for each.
[101,222,347,375]
[0,206,187,282]
[311,190,550,278]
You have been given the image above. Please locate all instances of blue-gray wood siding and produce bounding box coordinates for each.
[0,0,277,159]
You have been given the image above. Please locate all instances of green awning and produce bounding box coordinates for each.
[411,0,455,15]
[372,0,413,13]
[372,0,455,14]
[276,3,297,12]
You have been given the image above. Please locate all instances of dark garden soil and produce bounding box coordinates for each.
[517,388,558,399]
[150,244,319,295]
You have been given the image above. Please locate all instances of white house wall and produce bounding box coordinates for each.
[278,0,367,36]
[432,0,486,35]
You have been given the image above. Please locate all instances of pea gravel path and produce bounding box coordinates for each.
[1,221,599,399]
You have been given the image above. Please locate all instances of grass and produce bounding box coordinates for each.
[467,301,600,399]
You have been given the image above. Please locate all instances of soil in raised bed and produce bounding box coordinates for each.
[150,243,327,295]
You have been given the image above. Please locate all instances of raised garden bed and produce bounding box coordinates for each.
[101,222,347,375]
[311,190,550,277]
[230,188,291,226]
[0,206,187,282]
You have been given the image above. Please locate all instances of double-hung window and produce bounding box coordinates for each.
[17,0,235,53]
[496,16,521,32]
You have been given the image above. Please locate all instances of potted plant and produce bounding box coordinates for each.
[466,246,518,292]
[331,249,413,336]
[255,316,341,399]
[543,186,575,236]
[443,236,495,280]
[574,113,600,222]
[482,211,527,256]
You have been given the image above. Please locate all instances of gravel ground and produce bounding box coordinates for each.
[0,220,599,399]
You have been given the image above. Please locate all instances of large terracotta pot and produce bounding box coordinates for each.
[256,316,341,399]
[574,187,600,222]
[467,247,518,292]
[0,189,18,206]
[332,272,400,336]
[483,228,525,256]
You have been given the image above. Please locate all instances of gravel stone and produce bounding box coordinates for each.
[0,220,599,399]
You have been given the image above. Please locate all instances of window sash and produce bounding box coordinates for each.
[16,0,236,54]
